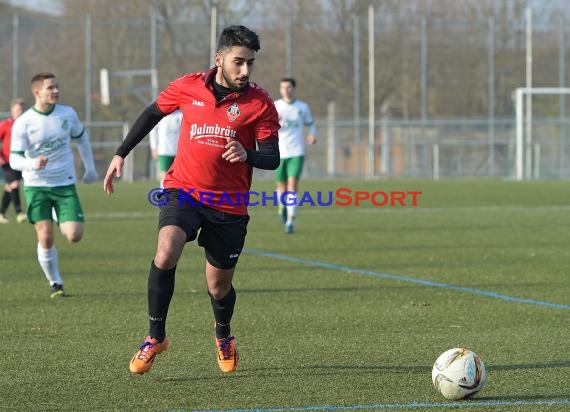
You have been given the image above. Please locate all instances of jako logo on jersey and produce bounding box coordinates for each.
[226,103,240,122]
[189,123,237,140]
[61,119,68,130]
[192,100,205,107]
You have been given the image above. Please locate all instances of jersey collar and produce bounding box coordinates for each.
[32,104,56,116]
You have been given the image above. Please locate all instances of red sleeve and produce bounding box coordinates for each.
[255,97,280,142]
[0,120,8,141]
[156,76,185,115]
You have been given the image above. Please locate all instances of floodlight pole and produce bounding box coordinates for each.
[85,13,92,128]
[488,17,495,176]
[367,4,375,180]
[285,15,293,77]
[210,4,217,67]
[353,14,360,177]
[150,8,157,78]
[558,14,566,176]
[12,14,19,99]
[150,69,158,103]
[525,6,533,180]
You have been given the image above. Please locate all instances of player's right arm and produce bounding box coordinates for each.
[103,101,166,194]
[103,155,123,194]
[9,117,48,171]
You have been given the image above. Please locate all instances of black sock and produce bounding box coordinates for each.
[210,286,236,339]
[0,191,10,214]
[147,260,176,342]
[10,189,22,213]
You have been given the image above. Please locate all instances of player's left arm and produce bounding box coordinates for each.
[71,112,98,183]
[244,137,280,170]
[304,103,317,145]
[223,98,280,170]
[75,131,98,183]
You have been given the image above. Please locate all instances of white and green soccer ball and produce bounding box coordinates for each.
[432,347,486,400]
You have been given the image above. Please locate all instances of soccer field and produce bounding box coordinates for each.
[1,179,569,411]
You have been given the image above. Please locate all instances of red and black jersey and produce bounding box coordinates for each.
[0,117,15,163]
[157,68,280,215]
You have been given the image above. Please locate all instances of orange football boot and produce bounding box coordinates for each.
[129,336,170,375]
[215,336,239,373]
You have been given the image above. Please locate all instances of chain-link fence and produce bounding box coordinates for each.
[1,2,570,180]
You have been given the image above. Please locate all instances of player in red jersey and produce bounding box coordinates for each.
[0,98,26,224]
[103,25,280,375]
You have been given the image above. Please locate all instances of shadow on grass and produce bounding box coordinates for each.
[155,359,570,383]
[236,285,429,294]
[156,364,431,383]
[487,359,570,371]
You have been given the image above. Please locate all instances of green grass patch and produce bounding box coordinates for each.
[0,179,568,411]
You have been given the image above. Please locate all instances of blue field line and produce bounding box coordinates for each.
[244,248,570,311]
[190,399,570,411]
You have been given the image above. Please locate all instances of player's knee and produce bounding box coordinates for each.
[60,222,84,243]
[38,236,54,249]
[206,268,234,299]
[66,231,83,243]
[154,251,178,270]
[209,286,231,300]
[36,227,54,248]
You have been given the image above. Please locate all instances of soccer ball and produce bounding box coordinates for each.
[431,347,486,400]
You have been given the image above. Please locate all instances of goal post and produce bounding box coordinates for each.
[99,68,110,106]
[98,67,159,182]
[514,87,570,180]
[98,68,158,107]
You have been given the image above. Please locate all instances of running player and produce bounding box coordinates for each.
[10,73,98,298]
[0,98,26,223]
[103,25,280,375]
[274,78,316,234]
[150,109,182,181]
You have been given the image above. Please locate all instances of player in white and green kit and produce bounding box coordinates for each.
[150,109,181,181]
[10,73,98,298]
[274,78,316,234]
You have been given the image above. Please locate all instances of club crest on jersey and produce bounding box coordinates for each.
[226,103,240,122]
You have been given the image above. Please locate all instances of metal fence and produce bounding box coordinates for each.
[2,3,570,181]
[302,117,568,180]
[1,115,568,182]
[82,116,569,182]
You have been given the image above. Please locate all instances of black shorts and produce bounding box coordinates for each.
[158,188,250,269]
[2,164,22,183]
